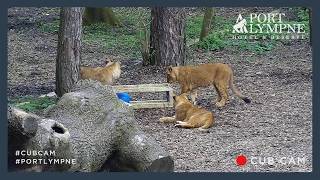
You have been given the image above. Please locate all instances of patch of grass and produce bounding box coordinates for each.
[186,15,203,40]
[37,8,150,58]
[229,39,276,54]
[297,8,310,22]
[9,96,57,113]
[37,8,310,57]
[83,23,141,58]
[82,8,150,58]
[187,17,228,52]
[37,19,60,33]
[38,19,143,58]
[188,11,308,54]
[113,7,150,27]
[195,32,226,51]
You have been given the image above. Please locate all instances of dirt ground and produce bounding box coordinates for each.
[7,7,312,172]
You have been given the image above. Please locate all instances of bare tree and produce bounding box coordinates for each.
[83,8,120,26]
[56,7,83,97]
[149,8,186,66]
[200,8,215,41]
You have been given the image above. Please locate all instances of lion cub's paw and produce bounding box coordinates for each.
[175,121,187,127]
[198,127,210,133]
[159,117,167,123]
[215,101,225,108]
[159,117,176,123]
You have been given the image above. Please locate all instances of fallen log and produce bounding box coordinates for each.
[8,80,174,172]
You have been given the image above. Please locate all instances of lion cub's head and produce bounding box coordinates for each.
[173,93,191,107]
[110,61,121,79]
[103,58,121,79]
[166,66,179,83]
[105,60,113,67]
[105,58,115,67]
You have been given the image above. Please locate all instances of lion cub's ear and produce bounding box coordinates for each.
[181,93,189,100]
[172,95,176,101]
[105,57,113,64]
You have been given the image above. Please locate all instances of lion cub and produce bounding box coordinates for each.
[159,94,214,132]
[80,59,121,85]
[166,63,251,108]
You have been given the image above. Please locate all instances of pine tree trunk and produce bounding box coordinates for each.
[200,8,215,41]
[84,8,120,26]
[56,7,83,97]
[149,8,186,66]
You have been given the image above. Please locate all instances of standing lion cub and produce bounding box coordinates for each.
[80,59,121,85]
[166,63,251,107]
[159,94,214,132]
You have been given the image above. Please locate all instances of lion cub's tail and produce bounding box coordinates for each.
[229,72,251,104]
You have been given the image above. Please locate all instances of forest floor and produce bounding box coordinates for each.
[7,7,312,172]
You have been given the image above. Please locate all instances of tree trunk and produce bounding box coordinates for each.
[200,8,215,41]
[149,8,186,66]
[83,8,120,26]
[56,7,83,97]
[8,80,174,172]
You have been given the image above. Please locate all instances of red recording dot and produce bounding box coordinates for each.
[235,154,247,166]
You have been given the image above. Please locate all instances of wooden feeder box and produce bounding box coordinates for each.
[112,83,174,109]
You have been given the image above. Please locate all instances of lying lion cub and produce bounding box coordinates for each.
[166,63,251,107]
[80,59,121,85]
[159,94,214,131]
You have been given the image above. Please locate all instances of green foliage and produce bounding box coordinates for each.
[9,96,57,113]
[37,20,60,33]
[37,8,150,58]
[297,8,310,22]
[37,8,310,57]
[186,16,203,40]
[195,33,226,51]
[194,34,276,54]
[230,40,276,54]
[83,23,141,57]
[113,7,150,27]
[186,10,309,54]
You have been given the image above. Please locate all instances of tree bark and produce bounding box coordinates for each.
[200,8,215,41]
[83,8,120,26]
[56,7,83,97]
[8,80,174,172]
[149,7,186,66]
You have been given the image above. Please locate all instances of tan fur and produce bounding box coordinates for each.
[159,94,214,131]
[80,60,121,85]
[166,63,250,107]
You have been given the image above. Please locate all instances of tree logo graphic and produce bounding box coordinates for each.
[232,14,248,33]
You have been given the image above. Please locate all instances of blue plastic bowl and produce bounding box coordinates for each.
[116,92,132,103]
